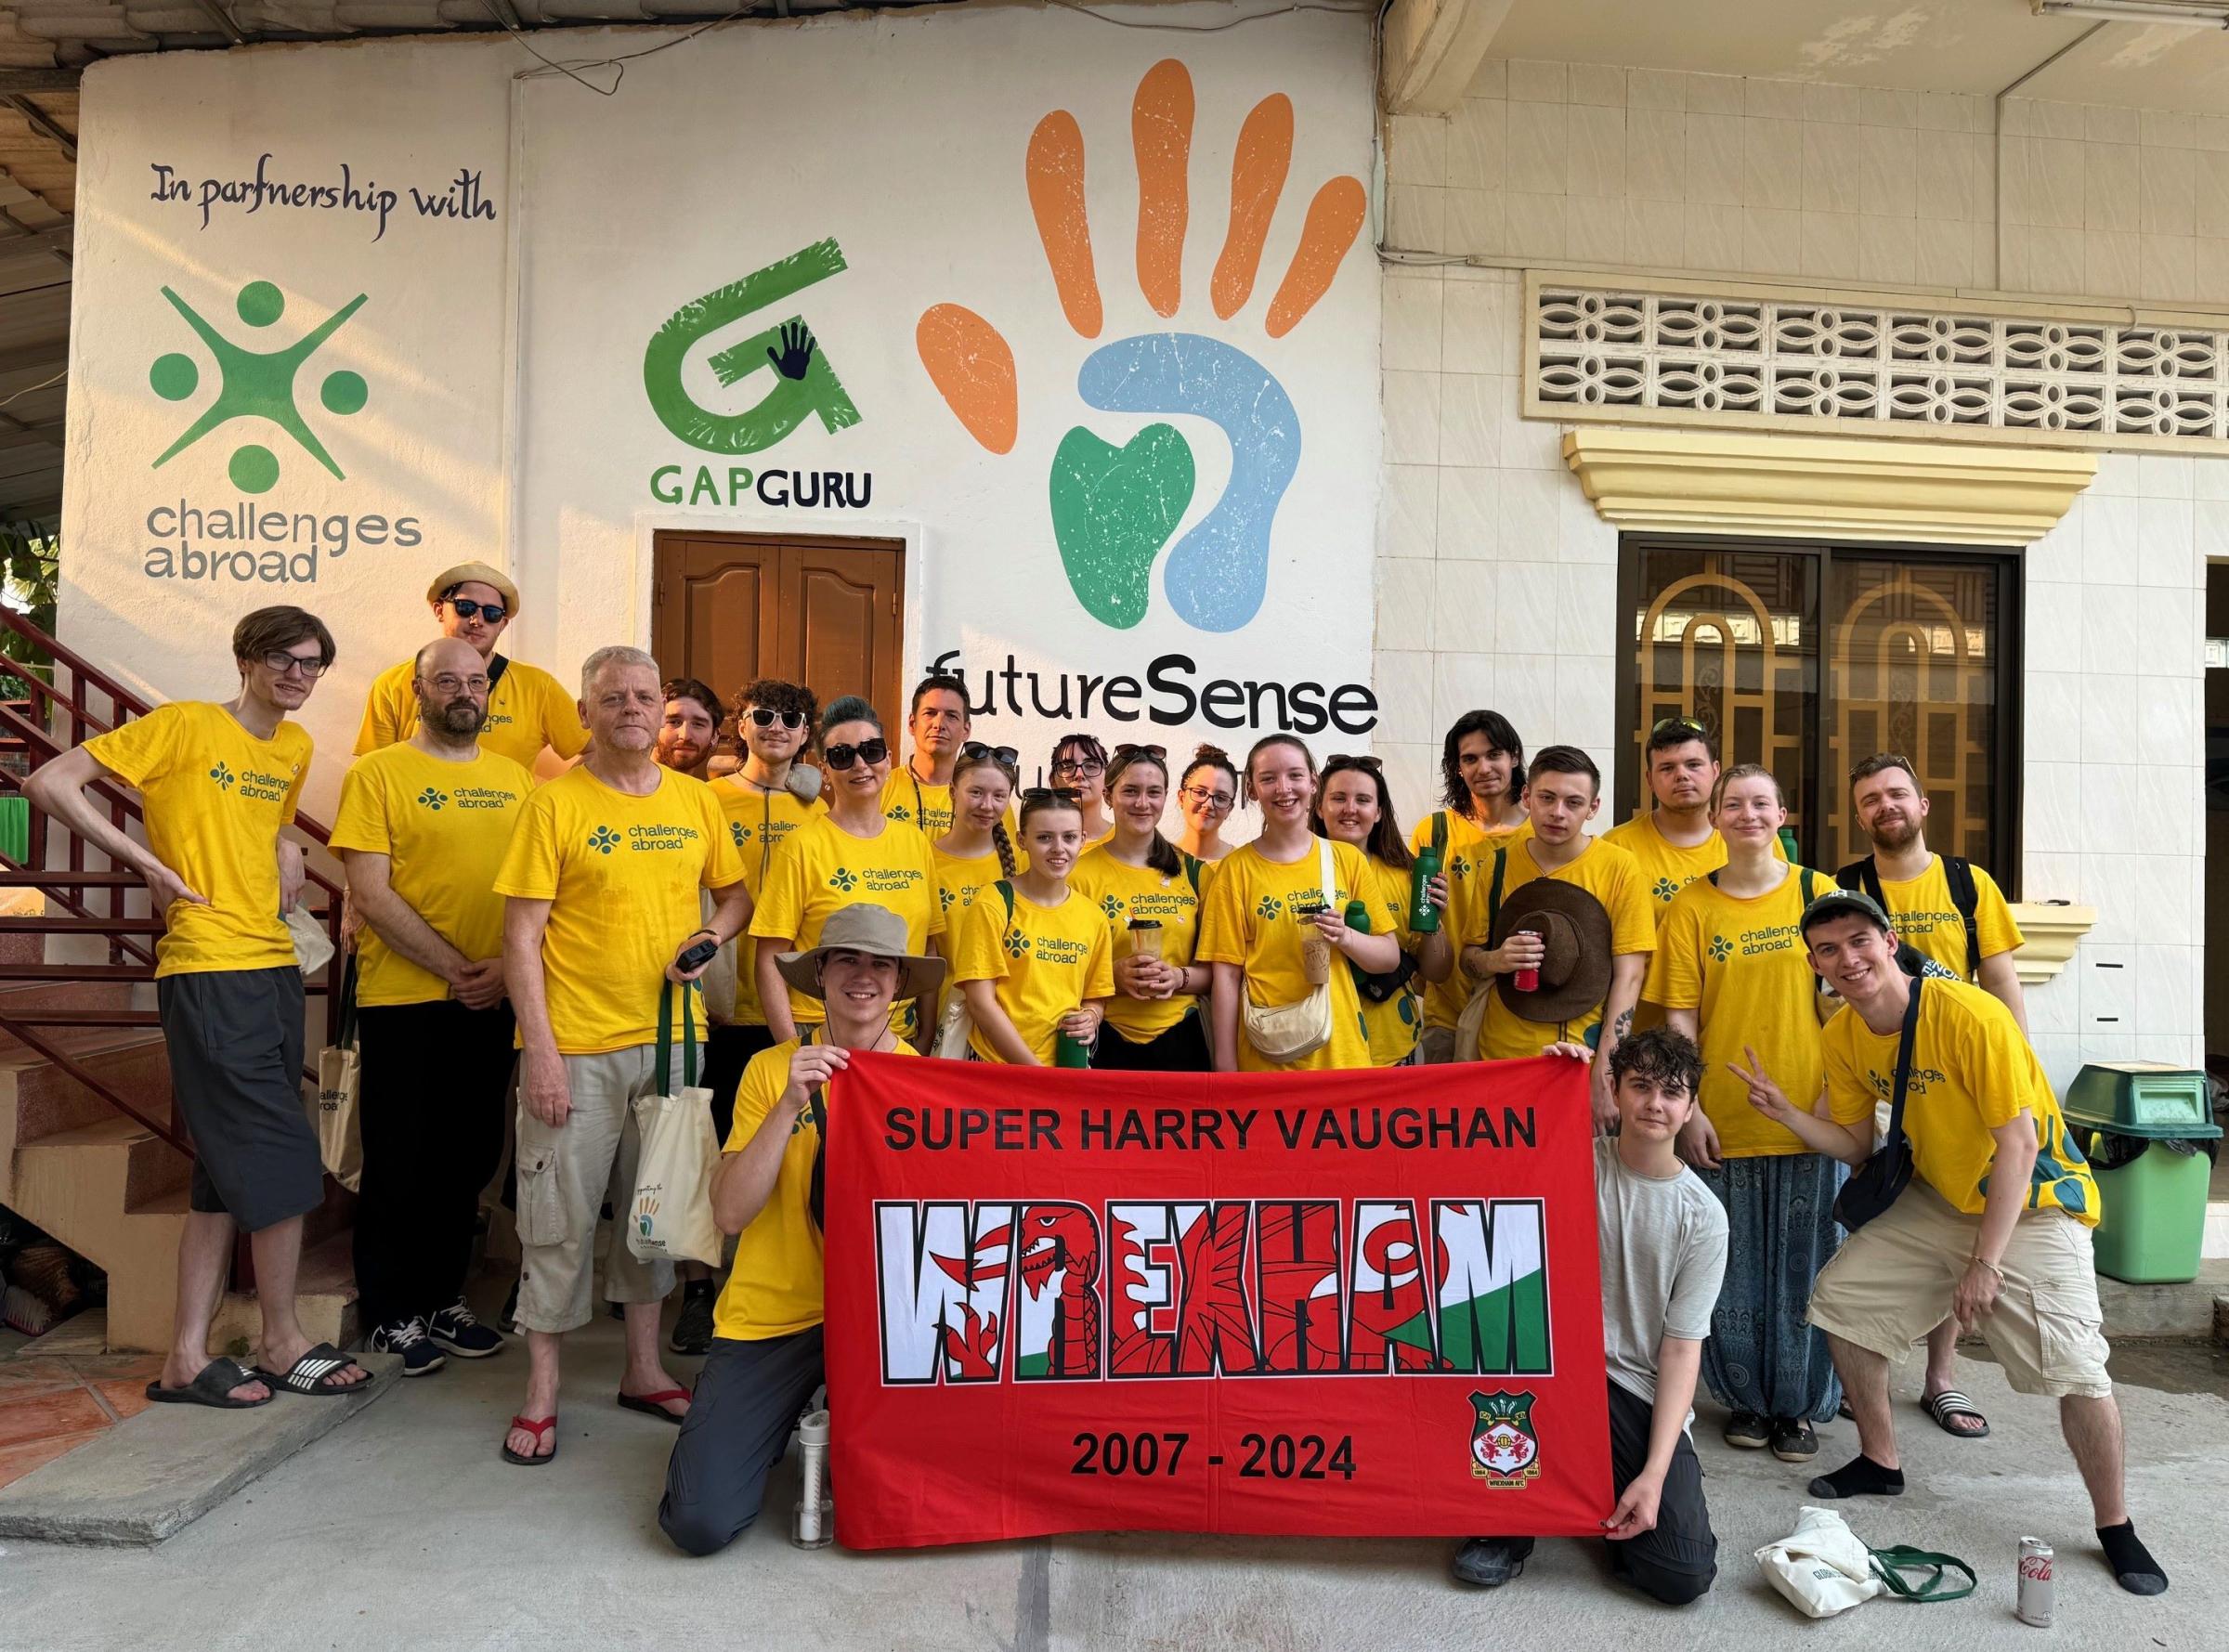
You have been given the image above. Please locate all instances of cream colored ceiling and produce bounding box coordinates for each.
[1487,0,2229,111]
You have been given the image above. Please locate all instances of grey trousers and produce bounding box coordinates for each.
[659,1327,827,1557]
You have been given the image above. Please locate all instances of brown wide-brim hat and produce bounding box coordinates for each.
[424,560,521,617]
[775,902,945,1002]
[1490,877,1615,1025]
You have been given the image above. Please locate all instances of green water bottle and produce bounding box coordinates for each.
[1345,898,1371,933]
[1055,1027,1092,1068]
[1410,843,1441,932]
[1778,826,1800,863]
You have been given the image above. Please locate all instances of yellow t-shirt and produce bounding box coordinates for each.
[932,843,1024,925]
[1197,837,1375,1072]
[1824,978,2099,1225]
[711,1035,920,1341]
[1070,843,1203,1045]
[750,814,945,1027]
[951,882,1114,1062]
[1644,865,1826,1157]
[1414,811,1532,1034]
[1350,853,1424,1067]
[354,655,588,772]
[1869,856,2025,977]
[491,765,744,1055]
[710,776,826,1025]
[329,743,535,1007]
[84,702,310,978]
[1473,837,1657,1061]
[1602,812,1785,921]
[881,767,1020,841]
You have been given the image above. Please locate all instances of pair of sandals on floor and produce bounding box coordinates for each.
[1834,1388,1991,1438]
[145,1344,373,1409]
[502,1385,691,1466]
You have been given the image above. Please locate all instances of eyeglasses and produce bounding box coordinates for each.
[443,597,507,625]
[960,740,1020,765]
[1022,787,1081,806]
[1180,784,1235,811]
[748,708,806,730]
[1049,756,1104,778]
[823,737,890,771]
[1114,743,1167,761]
[263,650,329,678]
[424,673,489,695]
[1323,753,1383,772]
[1651,715,1708,738]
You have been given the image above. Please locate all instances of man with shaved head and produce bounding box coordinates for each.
[332,635,536,1375]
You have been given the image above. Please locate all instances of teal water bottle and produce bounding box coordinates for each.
[1410,843,1441,932]
[1778,826,1800,863]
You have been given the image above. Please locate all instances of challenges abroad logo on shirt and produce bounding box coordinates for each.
[213,758,293,803]
[830,865,923,896]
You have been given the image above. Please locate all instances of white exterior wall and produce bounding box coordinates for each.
[1379,58,2217,1089]
[59,4,1380,823]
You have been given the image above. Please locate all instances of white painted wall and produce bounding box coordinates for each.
[60,5,1381,823]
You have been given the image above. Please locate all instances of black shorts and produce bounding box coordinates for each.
[157,965,323,1233]
[1092,1012,1210,1073]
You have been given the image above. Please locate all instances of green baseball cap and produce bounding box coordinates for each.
[1799,887,1894,939]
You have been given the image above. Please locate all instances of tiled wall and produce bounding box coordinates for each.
[1387,55,2229,307]
[1375,57,2217,1083]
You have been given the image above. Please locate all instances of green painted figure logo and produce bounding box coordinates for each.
[644,239,860,455]
[148,280,369,494]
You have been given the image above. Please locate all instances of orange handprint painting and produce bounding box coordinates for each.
[917,59,1365,634]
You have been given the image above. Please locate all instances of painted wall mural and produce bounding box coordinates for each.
[918,59,1365,634]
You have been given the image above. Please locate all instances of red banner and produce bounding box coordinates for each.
[823,1054,1611,1549]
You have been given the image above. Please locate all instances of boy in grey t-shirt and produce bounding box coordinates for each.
[1453,1028,1728,1604]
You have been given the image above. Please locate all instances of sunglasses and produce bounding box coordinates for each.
[443,596,507,625]
[1323,753,1383,772]
[960,740,1020,765]
[1651,715,1708,738]
[1114,743,1167,761]
[1022,787,1082,806]
[747,707,807,730]
[823,737,890,771]
[1180,784,1235,810]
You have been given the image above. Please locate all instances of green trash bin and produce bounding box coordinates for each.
[2061,1062,2222,1284]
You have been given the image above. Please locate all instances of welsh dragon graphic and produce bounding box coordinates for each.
[932,1203,1103,1379]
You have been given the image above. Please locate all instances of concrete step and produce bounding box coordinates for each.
[2095,1256,2229,1342]
[23,1117,192,1210]
[0,982,144,1058]
[2,1033,174,1147]
[210,1229,360,1358]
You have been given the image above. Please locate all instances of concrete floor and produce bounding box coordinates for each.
[0,1293,2222,1651]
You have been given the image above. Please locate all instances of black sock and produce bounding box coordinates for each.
[1806,1453,1904,1499]
[2097,1521,2168,1595]
[683,1279,715,1299]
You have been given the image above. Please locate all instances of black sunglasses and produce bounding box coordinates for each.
[1323,753,1383,772]
[748,707,807,730]
[824,737,890,771]
[443,596,507,624]
[960,740,1020,765]
[1022,787,1081,806]
[1113,743,1167,761]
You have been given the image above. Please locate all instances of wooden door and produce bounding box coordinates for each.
[651,532,905,719]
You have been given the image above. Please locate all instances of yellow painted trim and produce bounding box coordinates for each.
[2008,902,2098,988]
[1561,427,2095,546]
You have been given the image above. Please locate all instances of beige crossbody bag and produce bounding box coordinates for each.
[1242,836,1337,1062]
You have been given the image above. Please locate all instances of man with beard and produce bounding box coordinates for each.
[332,637,535,1374]
[1836,752,2027,1443]
[655,678,723,781]
[494,646,749,1463]
[1604,717,1780,917]
[1412,709,1531,1063]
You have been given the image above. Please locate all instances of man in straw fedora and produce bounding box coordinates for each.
[658,903,943,1556]
[1458,746,1656,1131]
[354,559,589,773]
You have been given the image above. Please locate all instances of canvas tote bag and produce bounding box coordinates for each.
[309,952,364,1192]
[627,982,723,1267]
[1242,837,1337,1063]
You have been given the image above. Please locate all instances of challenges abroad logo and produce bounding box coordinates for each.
[916,59,1365,634]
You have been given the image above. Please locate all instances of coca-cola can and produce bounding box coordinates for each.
[2017,1536,2055,1628]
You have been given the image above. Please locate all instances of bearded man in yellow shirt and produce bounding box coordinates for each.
[354,561,588,774]
[29,607,371,1406]
[1745,890,2167,1599]
[1604,716,1784,914]
[493,645,750,1464]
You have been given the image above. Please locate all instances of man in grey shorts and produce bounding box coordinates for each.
[29,606,370,1405]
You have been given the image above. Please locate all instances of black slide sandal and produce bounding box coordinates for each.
[1922,1389,1990,1438]
[256,1342,371,1397]
[145,1358,274,1410]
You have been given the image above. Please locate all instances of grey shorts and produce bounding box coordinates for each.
[157,965,322,1233]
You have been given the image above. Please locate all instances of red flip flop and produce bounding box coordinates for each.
[617,1386,691,1424]
[502,1413,558,1465]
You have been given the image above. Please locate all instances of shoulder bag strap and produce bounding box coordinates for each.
[486,653,511,691]
[1868,1544,1976,1603]
[1183,852,1202,896]
[802,1024,828,1235]
[1885,975,1923,1150]
[1317,833,1336,908]
[1800,866,1818,904]
[337,949,359,1050]
[1943,855,1981,978]
[655,979,676,1097]
[1486,847,1507,940]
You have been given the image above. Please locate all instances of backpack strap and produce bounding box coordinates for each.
[1941,854,1981,979]
[1429,810,1449,856]
[1800,866,1818,904]
[1182,852,1202,897]
[1485,847,1507,940]
[486,653,511,691]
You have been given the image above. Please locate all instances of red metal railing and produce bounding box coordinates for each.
[0,608,346,1158]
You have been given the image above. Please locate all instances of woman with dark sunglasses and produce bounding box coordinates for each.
[949,787,1112,1064]
[932,748,1024,925]
[1312,754,1453,1067]
[750,696,945,1049]
[1046,733,1114,845]
[1072,746,1212,1071]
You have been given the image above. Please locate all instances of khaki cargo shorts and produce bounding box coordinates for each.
[1806,1181,2112,1399]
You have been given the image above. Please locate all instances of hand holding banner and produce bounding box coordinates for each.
[824,1055,1612,1549]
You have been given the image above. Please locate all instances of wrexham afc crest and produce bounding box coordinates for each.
[1470,1389,1540,1486]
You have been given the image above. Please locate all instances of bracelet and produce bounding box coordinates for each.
[1968,1255,2006,1281]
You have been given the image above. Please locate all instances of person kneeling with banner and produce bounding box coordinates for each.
[1453,1026,1727,1604]
[658,904,944,1557]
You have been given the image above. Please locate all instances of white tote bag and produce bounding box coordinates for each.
[1754,1506,1885,1619]
[627,982,723,1268]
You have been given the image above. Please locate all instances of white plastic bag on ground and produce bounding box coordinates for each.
[1754,1505,1885,1618]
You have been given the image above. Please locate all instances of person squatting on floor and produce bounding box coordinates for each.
[1750,887,2169,1596]
[1452,1027,1726,1605]
[332,636,530,1373]
[658,904,943,1554]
